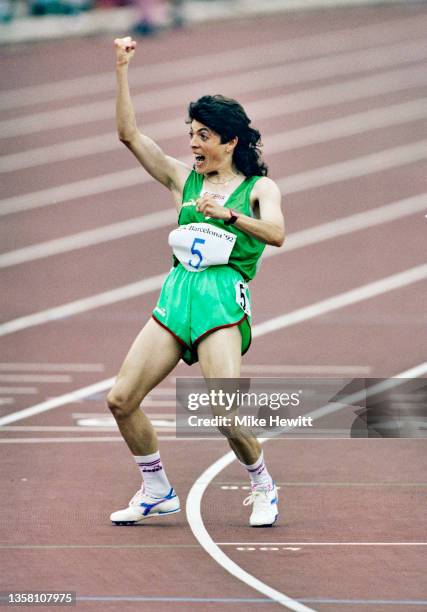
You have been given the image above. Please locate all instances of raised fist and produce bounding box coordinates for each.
[114,36,137,65]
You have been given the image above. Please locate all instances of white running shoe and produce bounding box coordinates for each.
[243,482,278,527]
[110,486,180,525]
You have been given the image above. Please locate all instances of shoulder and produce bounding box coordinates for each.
[251,176,281,201]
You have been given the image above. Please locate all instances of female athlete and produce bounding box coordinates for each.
[108,36,285,527]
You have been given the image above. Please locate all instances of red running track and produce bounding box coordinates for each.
[0,4,426,611]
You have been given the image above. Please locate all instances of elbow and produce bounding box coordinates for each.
[117,127,137,146]
[118,133,132,145]
[270,231,285,248]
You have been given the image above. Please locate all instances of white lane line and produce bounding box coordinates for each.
[217,542,427,546]
[0,210,175,266]
[0,545,200,549]
[186,455,314,611]
[0,265,425,427]
[0,374,72,383]
[0,423,173,430]
[2,13,425,110]
[304,362,427,428]
[76,416,173,427]
[218,482,427,487]
[147,388,176,395]
[2,63,426,215]
[2,61,427,173]
[266,193,427,256]
[0,273,167,337]
[1,426,118,431]
[299,599,427,606]
[0,362,104,372]
[2,188,425,269]
[3,67,427,174]
[241,365,372,374]
[0,398,14,405]
[0,436,213,443]
[71,409,176,416]
[277,140,427,194]
[0,377,115,426]
[0,436,123,443]
[0,387,38,394]
[0,167,149,216]
[2,39,426,138]
[186,361,425,611]
[266,98,427,154]
[252,265,427,338]
[1,190,426,335]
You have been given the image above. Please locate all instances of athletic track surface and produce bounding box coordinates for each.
[0,4,426,611]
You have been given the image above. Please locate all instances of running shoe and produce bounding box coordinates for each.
[110,486,180,525]
[243,482,278,527]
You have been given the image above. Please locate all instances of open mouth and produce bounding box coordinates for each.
[194,154,206,169]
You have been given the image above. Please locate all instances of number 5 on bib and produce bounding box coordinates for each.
[235,281,251,316]
[188,237,205,270]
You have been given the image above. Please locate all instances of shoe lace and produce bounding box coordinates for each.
[242,489,270,508]
[129,487,144,506]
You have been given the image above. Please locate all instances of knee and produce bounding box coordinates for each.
[107,387,138,421]
[217,423,240,440]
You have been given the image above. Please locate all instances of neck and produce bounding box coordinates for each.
[205,167,240,185]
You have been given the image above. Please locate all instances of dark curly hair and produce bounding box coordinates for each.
[187,95,268,177]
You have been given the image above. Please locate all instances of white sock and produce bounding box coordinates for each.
[133,451,171,498]
[241,451,273,489]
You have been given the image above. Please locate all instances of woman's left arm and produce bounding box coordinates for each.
[195,177,285,246]
[239,176,285,247]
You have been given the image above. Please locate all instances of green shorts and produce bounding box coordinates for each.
[152,264,252,365]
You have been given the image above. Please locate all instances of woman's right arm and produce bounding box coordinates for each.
[114,37,190,194]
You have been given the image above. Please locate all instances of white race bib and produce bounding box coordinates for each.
[168,223,236,272]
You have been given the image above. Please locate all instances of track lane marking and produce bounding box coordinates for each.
[42,597,427,605]
[2,13,426,110]
[252,266,427,338]
[218,482,427,487]
[0,378,114,426]
[241,365,371,374]
[298,600,427,606]
[186,361,427,611]
[217,542,427,546]
[2,64,426,214]
[2,62,427,173]
[0,374,72,383]
[278,140,427,193]
[1,39,426,138]
[0,362,104,372]
[0,425,172,431]
[0,273,167,337]
[0,189,425,336]
[0,387,38,394]
[0,436,216,443]
[3,67,427,173]
[1,185,425,268]
[0,544,200,548]
[0,593,424,605]
[0,267,425,423]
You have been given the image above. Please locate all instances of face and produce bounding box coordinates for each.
[189,120,230,174]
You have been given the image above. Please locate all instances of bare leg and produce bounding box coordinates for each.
[107,318,182,455]
[197,326,262,465]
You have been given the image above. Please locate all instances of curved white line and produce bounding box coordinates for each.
[185,447,315,612]
[186,361,427,610]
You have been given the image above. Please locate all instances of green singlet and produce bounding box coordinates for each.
[152,170,266,365]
